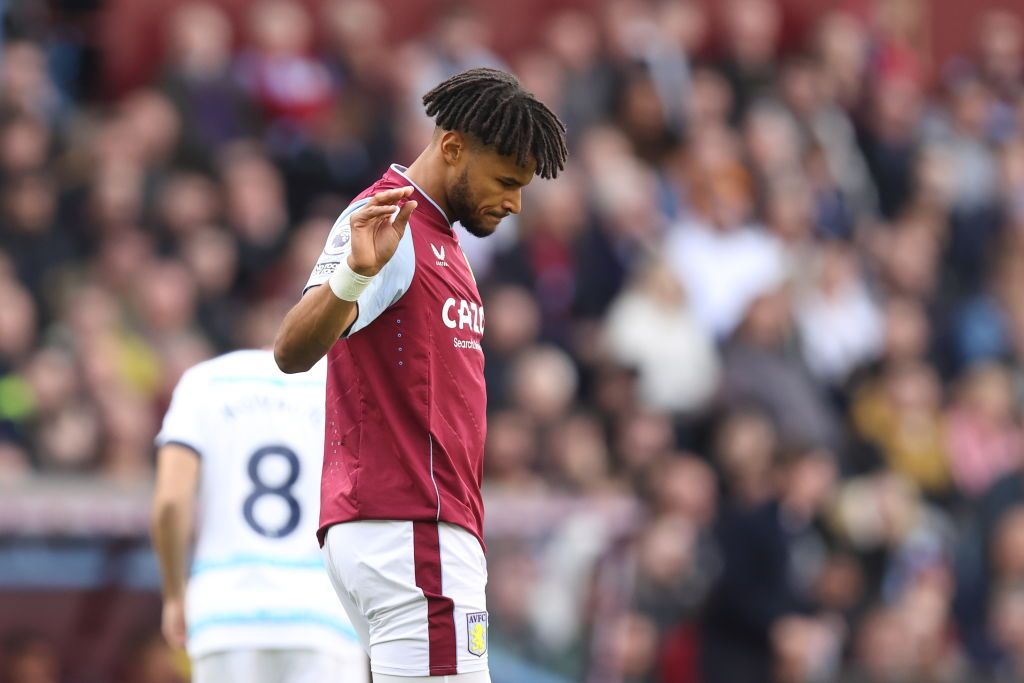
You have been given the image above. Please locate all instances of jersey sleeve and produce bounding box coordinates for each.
[303,198,371,294]
[303,198,417,337]
[155,367,209,457]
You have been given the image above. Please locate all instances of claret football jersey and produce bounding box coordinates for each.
[304,165,487,548]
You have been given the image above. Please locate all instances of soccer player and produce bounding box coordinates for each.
[151,350,368,682]
[273,68,567,682]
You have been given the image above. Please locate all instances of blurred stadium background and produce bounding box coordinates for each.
[3,0,1024,681]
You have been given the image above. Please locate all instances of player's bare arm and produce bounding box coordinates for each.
[274,187,418,373]
[151,444,200,649]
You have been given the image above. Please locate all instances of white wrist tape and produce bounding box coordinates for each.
[329,259,375,301]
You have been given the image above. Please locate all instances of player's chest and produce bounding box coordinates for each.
[405,227,485,340]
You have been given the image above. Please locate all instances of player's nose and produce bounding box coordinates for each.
[502,189,522,215]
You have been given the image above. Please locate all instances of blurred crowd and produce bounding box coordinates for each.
[4,0,1024,681]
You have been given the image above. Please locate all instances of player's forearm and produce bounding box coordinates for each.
[151,500,192,601]
[274,285,357,373]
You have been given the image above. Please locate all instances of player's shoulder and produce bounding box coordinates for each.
[321,173,401,254]
[356,167,405,200]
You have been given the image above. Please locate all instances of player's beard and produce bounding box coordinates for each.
[450,169,491,237]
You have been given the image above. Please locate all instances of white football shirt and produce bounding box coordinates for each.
[155,350,358,658]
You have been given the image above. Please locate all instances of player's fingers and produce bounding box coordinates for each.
[354,204,399,221]
[367,187,413,206]
[392,200,418,232]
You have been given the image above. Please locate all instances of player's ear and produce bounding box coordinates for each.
[439,130,465,167]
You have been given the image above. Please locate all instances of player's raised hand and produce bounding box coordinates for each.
[347,187,418,277]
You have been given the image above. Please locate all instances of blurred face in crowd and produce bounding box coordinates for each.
[854,606,917,679]
[780,57,823,118]
[545,10,600,71]
[879,222,940,298]
[549,412,611,492]
[716,409,778,501]
[606,612,660,679]
[883,297,929,362]
[884,360,941,416]
[157,173,221,239]
[741,289,793,348]
[657,1,707,54]
[485,410,539,482]
[689,163,753,231]
[783,450,837,517]
[2,173,56,234]
[991,583,1024,658]
[957,362,1015,423]
[993,507,1024,580]
[871,76,923,139]
[487,551,538,630]
[618,75,667,140]
[169,1,233,77]
[687,69,734,126]
[977,10,1023,87]
[96,230,155,294]
[182,228,239,297]
[23,348,79,416]
[745,104,802,176]
[0,280,37,361]
[436,6,491,61]
[765,175,814,243]
[521,169,586,243]
[514,51,564,115]
[950,77,993,138]
[121,90,181,167]
[652,455,717,526]
[484,286,541,355]
[511,345,578,422]
[614,410,674,473]
[36,402,101,472]
[441,131,536,237]
[249,0,313,57]
[816,11,868,101]
[222,148,287,242]
[323,0,386,57]
[0,115,50,174]
[637,515,697,586]
[133,260,198,335]
[1000,141,1024,226]
[5,637,60,683]
[725,0,781,64]
[1,42,51,116]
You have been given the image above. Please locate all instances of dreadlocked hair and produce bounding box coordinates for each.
[422,67,568,179]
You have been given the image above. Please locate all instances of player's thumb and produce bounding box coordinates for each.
[393,200,417,231]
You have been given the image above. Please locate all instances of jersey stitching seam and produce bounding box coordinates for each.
[421,236,441,522]
[434,352,484,444]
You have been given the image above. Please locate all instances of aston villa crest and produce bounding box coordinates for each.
[467,611,488,657]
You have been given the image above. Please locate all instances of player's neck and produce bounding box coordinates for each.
[403,154,452,224]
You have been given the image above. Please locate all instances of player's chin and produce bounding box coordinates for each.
[462,215,501,238]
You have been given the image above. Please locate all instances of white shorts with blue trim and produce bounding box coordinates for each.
[185,556,362,661]
[193,648,368,683]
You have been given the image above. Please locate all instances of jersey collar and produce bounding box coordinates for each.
[388,164,453,233]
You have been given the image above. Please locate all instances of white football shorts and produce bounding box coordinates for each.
[192,647,369,683]
[322,520,490,677]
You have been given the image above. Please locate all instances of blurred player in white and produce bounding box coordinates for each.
[151,349,368,682]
